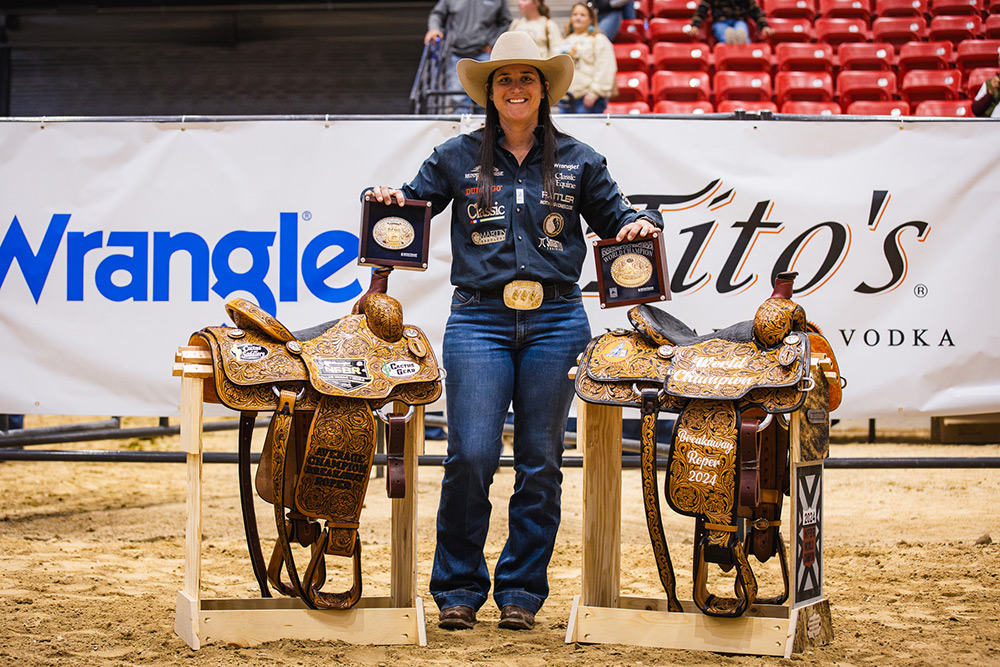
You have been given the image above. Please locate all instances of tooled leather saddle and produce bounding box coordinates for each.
[575,272,842,617]
[189,267,442,609]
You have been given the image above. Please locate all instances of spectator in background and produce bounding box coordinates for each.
[510,0,563,58]
[590,0,635,42]
[971,48,1000,118]
[682,0,774,44]
[425,0,512,114]
[557,2,617,114]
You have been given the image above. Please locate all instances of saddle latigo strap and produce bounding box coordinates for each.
[639,389,684,612]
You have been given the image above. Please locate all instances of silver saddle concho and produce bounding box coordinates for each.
[574,271,843,617]
[189,267,442,610]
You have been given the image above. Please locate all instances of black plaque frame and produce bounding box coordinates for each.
[358,195,432,271]
[592,232,671,308]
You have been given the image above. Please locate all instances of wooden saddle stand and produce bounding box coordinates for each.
[568,272,843,656]
[174,267,441,648]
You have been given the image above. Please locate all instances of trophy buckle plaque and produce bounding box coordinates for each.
[592,232,671,308]
[358,195,433,271]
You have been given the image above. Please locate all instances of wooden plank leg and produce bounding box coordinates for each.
[175,371,205,650]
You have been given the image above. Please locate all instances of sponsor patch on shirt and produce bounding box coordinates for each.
[472,229,507,245]
[538,237,564,252]
[542,212,564,237]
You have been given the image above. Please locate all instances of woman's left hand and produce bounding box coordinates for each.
[616,218,659,242]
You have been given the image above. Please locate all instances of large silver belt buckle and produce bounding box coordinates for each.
[503,280,544,310]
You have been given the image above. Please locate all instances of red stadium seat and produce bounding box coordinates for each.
[897,41,955,76]
[713,42,774,71]
[874,0,929,18]
[987,14,1000,38]
[990,0,1000,13]
[838,42,897,69]
[651,0,700,19]
[929,0,983,16]
[814,17,873,46]
[649,18,696,43]
[767,0,818,19]
[964,66,997,95]
[775,42,836,71]
[617,19,650,43]
[955,40,1000,75]
[653,99,716,112]
[607,101,652,113]
[781,99,843,113]
[872,16,928,49]
[818,0,872,20]
[652,41,713,71]
[614,43,652,73]
[717,99,780,111]
[845,99,913,114]
[714,70,774,101]
[767,17,817,42]
[634,0,654,19]
[837,69,899,103]
[928,15,983,46]
[900,68,962,101]
[651,70,712,101]
[914,99,975,114]
[775,70,835,103]
[613,71,651,102]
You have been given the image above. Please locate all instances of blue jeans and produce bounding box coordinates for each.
[430,287,591,614]
[713,19,750,42]
[558,95,609,114]
[445,51,490,114]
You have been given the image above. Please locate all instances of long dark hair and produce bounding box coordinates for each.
[476,67,559,213]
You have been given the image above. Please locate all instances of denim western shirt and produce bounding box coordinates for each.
[394,127,664,291]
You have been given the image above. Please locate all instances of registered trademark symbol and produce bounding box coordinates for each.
[302,211,312,221]
[914,284,928,298]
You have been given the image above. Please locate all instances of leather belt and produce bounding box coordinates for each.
[460,282,576,301]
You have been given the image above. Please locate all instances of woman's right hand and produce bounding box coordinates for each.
[365,186,406,206]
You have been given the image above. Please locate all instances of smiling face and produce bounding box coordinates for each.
[488,64,547,125]
[570,3,594,34]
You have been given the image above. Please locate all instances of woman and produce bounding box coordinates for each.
[510,0,562,59]
[971,48,1000,117]
[365,30,662,632]
[557,2,617,114]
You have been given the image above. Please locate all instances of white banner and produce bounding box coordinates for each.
[1,116,998,419]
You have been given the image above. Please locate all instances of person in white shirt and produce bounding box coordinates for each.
[510,0,562,59]
[556,2,617,114]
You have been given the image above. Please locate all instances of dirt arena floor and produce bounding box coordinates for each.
[1,415,998,667]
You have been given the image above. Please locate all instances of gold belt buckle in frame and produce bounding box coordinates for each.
[502,280,544,310]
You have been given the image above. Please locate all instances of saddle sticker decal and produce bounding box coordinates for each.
[315,358,372,391]
[382,360,420,379]
[372,217,415,250]
[230,343,269,363]
[598,337,636,360]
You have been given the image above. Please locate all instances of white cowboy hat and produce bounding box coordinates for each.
[457,31,574,109]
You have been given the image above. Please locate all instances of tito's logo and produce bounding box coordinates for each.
[631,185,928,297]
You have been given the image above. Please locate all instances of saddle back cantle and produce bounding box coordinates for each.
[189,268,442,609]
[575,272,843,617]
